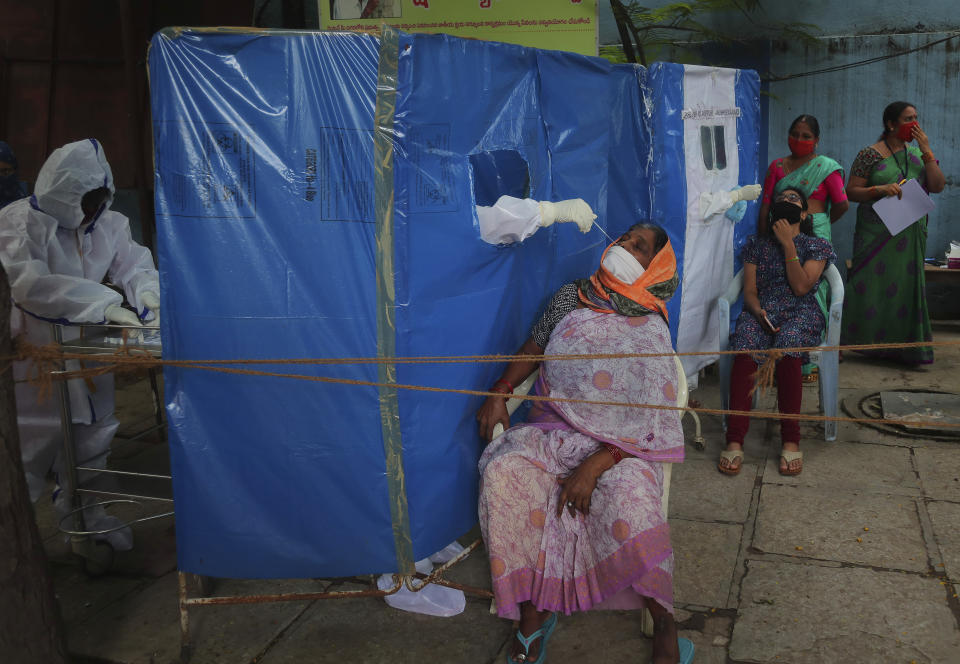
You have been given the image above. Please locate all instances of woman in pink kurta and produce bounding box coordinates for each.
[476,223,693,664]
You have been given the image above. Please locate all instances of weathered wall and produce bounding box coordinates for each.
[0,0,254,246]
[705,0,960,38]
[598,0,960,43]
[767,32,959,263]
[599,2,959,266]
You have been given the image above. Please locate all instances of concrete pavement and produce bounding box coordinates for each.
[34,324,960,663]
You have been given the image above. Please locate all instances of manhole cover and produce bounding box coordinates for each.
[843,389,960,440]
[880,391,960,435]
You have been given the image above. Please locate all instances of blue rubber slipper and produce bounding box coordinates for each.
[506,611,558,663]
[649,637,695,664]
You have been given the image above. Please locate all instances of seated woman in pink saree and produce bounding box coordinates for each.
[476,223,693,664]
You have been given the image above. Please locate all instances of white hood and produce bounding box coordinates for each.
[33,139,115,230]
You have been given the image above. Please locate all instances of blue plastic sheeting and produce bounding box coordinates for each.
[148,27,655,578]
[149,30,398,578]
[645,63,687,341]
[150,28,759,579]
[606,64,652,241]
[391,32,615,562]
[734,69,761,285]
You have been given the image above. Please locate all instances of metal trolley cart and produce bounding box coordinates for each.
[52,322,171,574]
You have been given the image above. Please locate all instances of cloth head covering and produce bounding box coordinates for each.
[0,140,27,209]
[0,141,17,169]
[577,239,679,319]
[33,139,115,230]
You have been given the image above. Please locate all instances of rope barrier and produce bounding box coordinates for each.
[8,337,959,431]
[8,337,959,367]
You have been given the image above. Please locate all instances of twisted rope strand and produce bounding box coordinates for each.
[7,338,959,430]
[6,338,959,368]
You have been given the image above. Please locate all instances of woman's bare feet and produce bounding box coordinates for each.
[718,441,744,475]
[779,441,802,474]
[508,602,552,663]
[648,601,680,663]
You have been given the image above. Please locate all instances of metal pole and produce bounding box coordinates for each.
[53,325,89,560]
[178,572,192,664]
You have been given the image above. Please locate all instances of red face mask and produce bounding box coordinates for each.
[897,121,918,141]
[788,136,816,157]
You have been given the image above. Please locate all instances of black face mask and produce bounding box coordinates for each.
[769,200,803,225]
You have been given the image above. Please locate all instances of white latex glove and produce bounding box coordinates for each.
[729,184,762,203]
[141,291,161,327]
[141,291,160,313]
[104,304,143,327]
[538,199,597,233]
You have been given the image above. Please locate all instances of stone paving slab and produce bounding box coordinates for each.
[678,615,731,664]
[668,458,754,523]
[258,591,509,664]
[926,501,960,582]
[521,610,653,664]
[680,412,772,459]
[670,519,742,609]
[754,485,927,571]
[731,560,960,664]
[915,445,960,500]
[51,562,145,626]
[760,439,920,495]
[67,573,317,664]
[437,540,493,590]
[837,355,945,392]
[833,419,917,448]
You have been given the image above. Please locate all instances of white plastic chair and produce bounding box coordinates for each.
[717,263,844,441]
[490,355,690,636]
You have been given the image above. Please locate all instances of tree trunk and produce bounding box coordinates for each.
[0,263,70,663]
[610,0,641,64]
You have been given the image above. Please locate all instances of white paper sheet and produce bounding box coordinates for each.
[873,178,935,236]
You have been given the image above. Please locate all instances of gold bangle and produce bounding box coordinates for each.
[922,152,936,163]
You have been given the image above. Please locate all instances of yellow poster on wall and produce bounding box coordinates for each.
[320,1,598,56]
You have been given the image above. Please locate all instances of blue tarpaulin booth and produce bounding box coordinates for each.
[148,27,758,579]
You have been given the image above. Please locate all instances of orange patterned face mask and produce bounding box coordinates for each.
[578,239,679,319]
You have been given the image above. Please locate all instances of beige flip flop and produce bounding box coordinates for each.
[718,449,743,476]
[779,450,803,476]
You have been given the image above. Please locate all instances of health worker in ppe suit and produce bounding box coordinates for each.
[0,139,160,551]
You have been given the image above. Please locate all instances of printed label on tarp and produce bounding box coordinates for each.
[169,123,257,219]
[304,127,374,223]
[410,124,458,213]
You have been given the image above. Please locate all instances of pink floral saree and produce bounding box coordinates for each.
[479,308,683,620]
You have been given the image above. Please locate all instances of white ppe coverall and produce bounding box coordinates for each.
[0,139,159,550]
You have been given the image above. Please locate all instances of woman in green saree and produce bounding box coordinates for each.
[842,101,946,365]
[758,115,849,380]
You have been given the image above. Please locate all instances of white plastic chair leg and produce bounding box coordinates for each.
[641,604,655,637]
[685,408,705,450]
[819,349,839,441]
